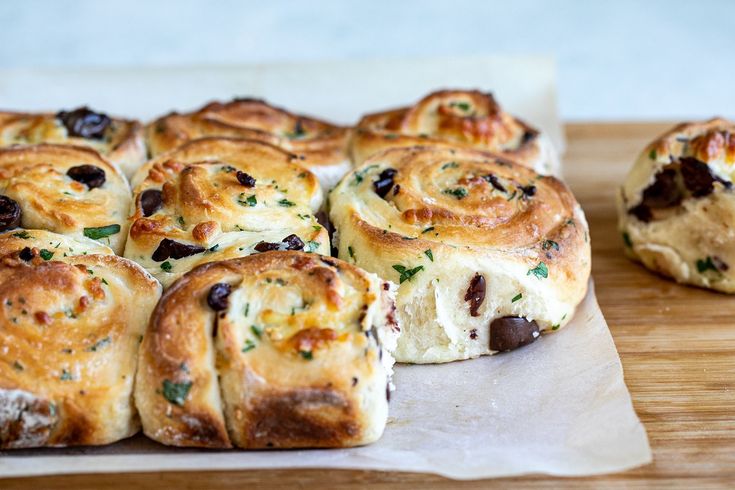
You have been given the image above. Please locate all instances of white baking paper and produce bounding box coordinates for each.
[0,57,650,479]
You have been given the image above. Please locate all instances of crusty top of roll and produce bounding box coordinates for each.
[125,137,329,286]
[351,89,556,174]
[146,98,350,168]
[135,251,398,448]
[0,245,161,448]
[0,144,131,254]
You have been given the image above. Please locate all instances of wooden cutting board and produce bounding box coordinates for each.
[4,123,734,489]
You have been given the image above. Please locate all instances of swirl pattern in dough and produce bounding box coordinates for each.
[330,145,590,363]
[146,98,351,189]
[135,251,399,448]
[125,137,329,287]
[351,89,558,175]
[0,233,161,448]
[0,108,145,178]
[618,118,735,292]
[0,144,131,254]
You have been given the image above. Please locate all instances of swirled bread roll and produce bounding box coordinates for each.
[146,98,351,189]
[351,89,559,175]
[330,146,590,363]
[618,118,735,292]
[125,138,329,287]
[0,144,131,254]
[135,251,399,448]
[350,90,559,174]
[0,238,161,448]
[0,108,145,178]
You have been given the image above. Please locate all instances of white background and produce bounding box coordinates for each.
[0,0,732,120]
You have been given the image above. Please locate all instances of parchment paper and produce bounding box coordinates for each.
[0,57,650,479]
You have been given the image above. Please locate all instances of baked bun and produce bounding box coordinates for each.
[146,98,351,189]
[330,146,590,363]
[0,240,161,448]
[0,108,145,178]
[351,89,559,175]
[135,251,399,448]
[618,118,735,292]
[0,228,114,257]
[0,144,131,254]
[124,138,329,288]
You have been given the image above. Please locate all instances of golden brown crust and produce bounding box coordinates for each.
[351,89,556,174]
[0,246,161,448]
[146,98,350,170]
[0,144,131,254]
[135,251,396,448]
[0,110,145,178]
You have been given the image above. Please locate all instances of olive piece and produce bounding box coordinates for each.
[67,165,106,189]
[56,107,111,139]
[254,241,280,253]
[373,168,397,198]
[490,317,540,352]
[207,283,232,311]
[281,234,304,251]
[152,238,205,262]
[464,273,486,317]
[140,189,163,216]
[236,171,256,188]
[0,196,22,231]
[19,247,34,261]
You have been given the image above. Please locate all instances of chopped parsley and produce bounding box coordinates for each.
[443,187,468,200]
[512,293,523,303]
[12,231,31,239]
[441,161,459,170]
[242,340,256,353]
[85,336,111,352]
[238,194,257,207]
[450,101,472,112]
[348,246,355,258]
[83,224,120,240]
[696,256,720,274]
[424,249,433,262]
[177,216,186,227]
[542,240,559,251]
[649,149,657,160]
[161,261,173,272]
[244,303,250,317]
[39,249,54,260]
[392,264,424,284]
[622,232,632,248]
[527,262,548,279]
[352,165,378,185]
[422,226,435,234]
[305,240,320,253]
[60,369,73,381]
[507,191,518,201]
[162,379,192,406]
[299,350,314,360]
[312,225,322,232]
[13,361,23,371]
[278,198,295,207]
[250,325,263,339]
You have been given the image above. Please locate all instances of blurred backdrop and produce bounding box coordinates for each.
[0,0,732,120]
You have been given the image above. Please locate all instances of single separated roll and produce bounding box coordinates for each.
[0,230,161,448]
[0,107,145,178]
[135,251,399,449]
[351,89,559,175]
[0,144,131,254]
[330,146,590,363]
[146,98,351,189]
[618,118,735,292]
[125,137,330,287]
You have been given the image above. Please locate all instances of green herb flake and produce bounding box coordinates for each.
[441,161,459,170]
[507,190,518,201]
[238,194,257,207]
[13,360,23,371]
[251,325,263,339]
[424,249,434,262]
[352,165,378,185]
[696,256,720,274]
[177,216,186,227]
[83,224,120,240]
[299,350,314,360]
[86,336,111,352]
[542,240,559,251]
[649,149,657,160]
[527,262,548,279]
[244,303,250,317]
[161,261,173,272]
[422,226,435,234]
[39,249,54,260]
[392,264,424,284]
[450,101,472,112]
[305,240,320,253]
[60,369,73,381]
[622,232,632,248]
[348,246,355,258]
[312,225,322,232]
[12,231,31,239]
[278,198,295,207]
[242,340,256,353]
[512,293,523,303]
[552,324,560,331]
[162,379,192,406]
[443,187,469,200]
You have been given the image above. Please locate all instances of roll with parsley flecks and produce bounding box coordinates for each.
[146,98,352,189]
[0,107,146,178]
[135,251,399,449]
[0,234,160,448]
[329,145,590,363]
[124,137,329,288]
[618,118,735,292]
[0,144,131,254]
[350,89,559,175]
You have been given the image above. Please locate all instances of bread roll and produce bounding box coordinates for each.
[135,251,399,448]
[125,137,329,287]
[0,144,131,254]
[146,98,351,189]
[0,232,161,448]
[351,89,558,175]
[330,145,590,363]
[0,108,145,178]
[618,118,735,292]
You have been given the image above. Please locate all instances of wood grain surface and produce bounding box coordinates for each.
[4,123,734,489]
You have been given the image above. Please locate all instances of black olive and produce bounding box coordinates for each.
[680,157,718,197]
[152,238,205,262]
[0,196,22,231]
[482,174,506,193]
[207,283,231,311]
[520,129,538,145]
[281,234,304,251]
[19,247,34,261]
[56,107,111,140]
[140,189,163,216]
[373,168,397,198]
[236,171,256,187]
[67,165,106,189]
[640,168,682,208]
[521,185,537,197]
[628,203,652,223]
[490,317,540,352]
[464,273,486,317]
[254,241,280,252]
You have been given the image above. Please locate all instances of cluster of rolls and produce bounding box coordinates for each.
[0,89,591,450]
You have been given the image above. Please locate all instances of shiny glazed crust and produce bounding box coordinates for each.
[135,251,398,449]
[0,110,145,178]
[0,144,131,254]
[124,137,329,287]
[350,89,558,175]
[330,145,590,363]
[0,244,161,448]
